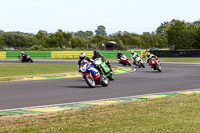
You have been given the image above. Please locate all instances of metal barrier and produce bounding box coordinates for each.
[150,50,200,57]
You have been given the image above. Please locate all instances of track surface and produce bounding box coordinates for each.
[0,60,200,110]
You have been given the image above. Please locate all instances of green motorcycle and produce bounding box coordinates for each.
[94,58,115,80]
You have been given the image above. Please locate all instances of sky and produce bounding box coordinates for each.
[0,0,200,34]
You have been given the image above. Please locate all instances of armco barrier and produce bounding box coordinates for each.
[150,50,200,57]
[6,51,51,59]
[99,51,141,58]
[51,51,93,58]
[0,51,6,59]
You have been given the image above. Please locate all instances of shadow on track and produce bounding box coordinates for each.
[64,85,102,89]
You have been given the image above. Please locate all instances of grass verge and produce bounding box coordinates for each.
[0,63,78,81]
[0,94,200,132]
[0,63,118,81]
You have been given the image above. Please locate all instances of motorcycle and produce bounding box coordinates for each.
[18,54,33,63]
[119,54,131,66]
[94,58,115,80]
[133,56,145,68]
[79,60,109,88]
[149,58,162,72]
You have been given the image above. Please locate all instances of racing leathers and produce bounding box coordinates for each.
[92,54,113,72]
[131,53,141,65]
[117,53,123,64]
[146,54,159,64]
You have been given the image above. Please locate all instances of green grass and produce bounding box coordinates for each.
[0,63,78,80]
[0,63,118,81]
[1,94,200,132]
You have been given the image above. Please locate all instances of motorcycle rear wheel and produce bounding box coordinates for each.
[101,75,109,87]
[108,73,115,81]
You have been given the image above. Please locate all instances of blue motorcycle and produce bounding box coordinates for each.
[79,60,109,88]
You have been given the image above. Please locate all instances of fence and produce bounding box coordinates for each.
[0,50,144,59]
[6,51,51,59]
[51,51,93,58]
[99,51,141,58]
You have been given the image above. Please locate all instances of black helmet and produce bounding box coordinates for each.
[94,50,100,56]
[79,52,86,60]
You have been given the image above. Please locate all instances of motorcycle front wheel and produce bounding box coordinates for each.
[140,62,145,68]
[156,64,162,72]
[84,74,95,88]
[29,59,33,63]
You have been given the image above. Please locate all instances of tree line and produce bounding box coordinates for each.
[0,19,200,50]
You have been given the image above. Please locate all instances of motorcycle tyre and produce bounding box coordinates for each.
[84,75,95,88]
[156,64,162,72]
[141,63,145,68]
[29,59,33,63]
[101,76,109,87]
[108,73,115,81]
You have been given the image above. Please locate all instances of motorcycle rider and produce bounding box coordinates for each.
[146,52,159,64]
[78,52,100,80]
[116,51,123,64]
[131,51,141,65]
[18,51,24,59]
[92,50,113,72]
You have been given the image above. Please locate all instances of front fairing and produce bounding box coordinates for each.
[78,61,93,73]
[149,58,157,65]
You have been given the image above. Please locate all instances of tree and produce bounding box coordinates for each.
[166,19,187,49]
[35,30,48,47]
[95,25,107,36]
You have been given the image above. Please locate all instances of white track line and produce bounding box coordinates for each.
[0,88,199,112]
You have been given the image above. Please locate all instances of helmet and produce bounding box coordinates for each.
[79,52,86,60]
[131,51,134,55]
[93,50,100,56]
[21,51,24,54]
[118,51,121,53]
[146,52,150,58]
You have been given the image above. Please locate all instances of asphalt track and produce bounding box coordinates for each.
[0,60,200,110]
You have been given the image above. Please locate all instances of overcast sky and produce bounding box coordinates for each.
[0,0,199,34]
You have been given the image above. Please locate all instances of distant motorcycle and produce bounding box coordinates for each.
[133,56,145,68]
[18,54,33,63]
[149,58,162,72]
[79,60,109,88]
[119,54,131,66]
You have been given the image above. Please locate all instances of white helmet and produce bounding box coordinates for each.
[131,51,134,55]
[79,52,86,60]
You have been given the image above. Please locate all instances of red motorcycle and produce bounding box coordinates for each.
[120,54,131,66]
[149,58,162,72]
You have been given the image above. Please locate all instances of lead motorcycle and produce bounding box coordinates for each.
[79,60,109,88]
[119,54,131,66]
[94,58,115,80]
[18,54,33,63]
[149,58,162,72]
